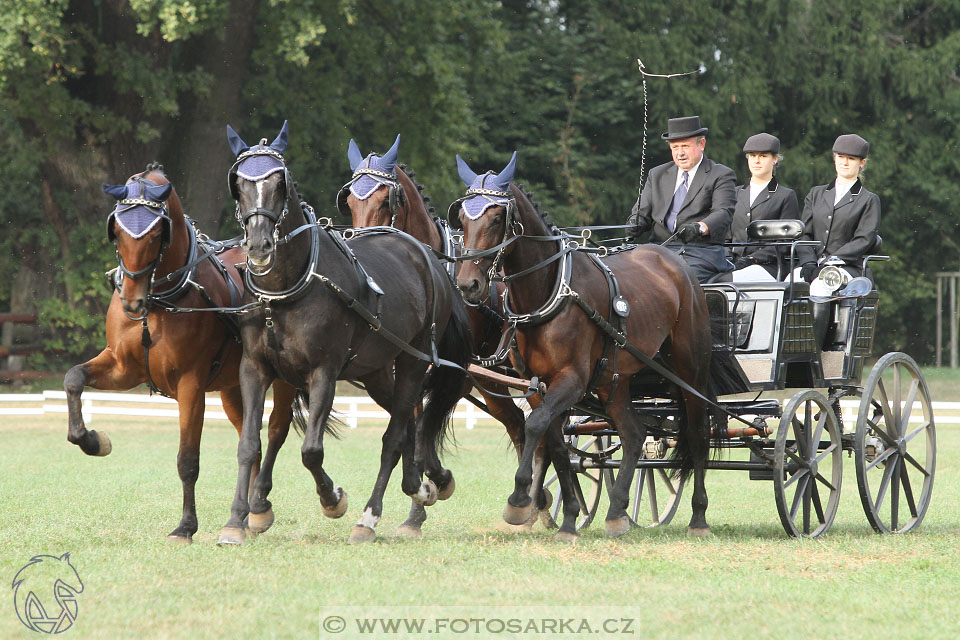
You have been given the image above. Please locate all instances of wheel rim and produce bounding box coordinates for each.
[630,437,685,527]
[774,390,843,538]
[546,434,607,531]
[855,353,935,533]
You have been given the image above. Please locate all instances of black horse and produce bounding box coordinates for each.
[217,122,472,545]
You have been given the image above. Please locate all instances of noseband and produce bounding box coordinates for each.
[108,195,173,320]
[230,145,292,276]
[449,186,522,298]
[336,166,406,227]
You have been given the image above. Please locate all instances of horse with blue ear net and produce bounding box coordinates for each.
[64,163,298,543]
[339,136,554,534]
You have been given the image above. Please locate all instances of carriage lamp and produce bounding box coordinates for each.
[818,265,849,293]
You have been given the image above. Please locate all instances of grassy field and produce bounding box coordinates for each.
[1,414,958,639]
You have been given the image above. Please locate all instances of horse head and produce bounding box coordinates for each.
[452,151,517,304]
[338,134,405,227]
[103,168,176,319]
[226,121,296,275]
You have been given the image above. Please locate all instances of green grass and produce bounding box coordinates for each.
[1,416,958,639]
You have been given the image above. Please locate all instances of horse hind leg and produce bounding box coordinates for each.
[542,416,581,543]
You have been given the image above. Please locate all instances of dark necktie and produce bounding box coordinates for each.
[666,171,688,232]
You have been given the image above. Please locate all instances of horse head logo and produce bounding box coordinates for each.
[12,553,84,634]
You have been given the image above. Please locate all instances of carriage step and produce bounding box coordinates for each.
[748,449,774,481]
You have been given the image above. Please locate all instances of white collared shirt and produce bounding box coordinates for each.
[749,179,770,206]
[834,177,856,205]
[674,156,704,193]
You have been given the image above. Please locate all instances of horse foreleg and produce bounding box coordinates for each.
[64,349,142,456]
[244,380,295,534]
[603,384,645,538]
[504,373,584,525]
[300,370,348,523]
[168,378,206,542]
[542,417,581,542]
[218,358,269,546]
[350,360,426,544]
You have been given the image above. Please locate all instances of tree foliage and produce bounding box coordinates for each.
[0,0,958,365]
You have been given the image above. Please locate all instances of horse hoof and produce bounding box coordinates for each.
[555,530,579,544]
[321,488,348,519]
[413,480,438,507]
[503,501,534,526]
[93,431,112,457]
[396,523,423,539]
[437,474,456,501]
[165,533,192,544]
[605,517,631,538]
[687,526,711,538]
[348,525,376,544]
[247,507,275,534]
[506,522,535,534]
[217,527,246,546]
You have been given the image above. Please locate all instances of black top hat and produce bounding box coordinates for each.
[661,116,709,141]
[832,134,869,158]
[742,133,780,154]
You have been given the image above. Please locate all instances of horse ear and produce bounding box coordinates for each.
[456,154,478,187]
[348,139,363,171]
[226,124,249,157]
[495,151,517,190]
[103,184,128,200]
[380,134,400,173]
[270,120,289,154]
[144,182,173,203]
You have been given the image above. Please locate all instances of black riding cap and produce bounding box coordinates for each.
[832,134,869,158]
[742,133,780,155]
[661,116,708,141]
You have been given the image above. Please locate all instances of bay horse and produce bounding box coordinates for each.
[454,153,716,540]
[63,164,297,542]
[217,122,472,545]
[339,135,552,535]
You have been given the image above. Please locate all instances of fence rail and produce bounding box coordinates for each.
[1,391,958,427]
[0,390,503,429]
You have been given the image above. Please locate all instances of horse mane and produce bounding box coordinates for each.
[511,182,559,234]
[397,163,435,216]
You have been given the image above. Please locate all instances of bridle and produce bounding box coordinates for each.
[336,164,407,228]
[229,144,292,277]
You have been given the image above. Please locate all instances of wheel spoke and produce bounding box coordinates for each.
[812,471,837,493]
[813,442,838,465]
[633,467,647,507]
[802,473,812,534]
[892,364,902,437]
[898,378,920,435]
[657,469,677,497]
[903,422,930,445]
[647,471,660,522]
[784,466,808,489]
[811,480,826,524]
[875,379,898,438]
[790,473,810,520]
[873,457,896,513]
[891,457,902,530]
[865,444,898,472]
[902,450,930,477]
[865,416,898,448]
[900,460,918,518]
[811,409,828,452]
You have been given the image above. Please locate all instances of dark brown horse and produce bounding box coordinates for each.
[339,136,552,534]
[64,165,296,542]
[217,123,472,545]
[454,153,715,540]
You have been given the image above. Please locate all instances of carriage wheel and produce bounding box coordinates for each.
[628,437,685,527]
[855,352,936,534]
[545,434,613,531]
[773,390,843,538]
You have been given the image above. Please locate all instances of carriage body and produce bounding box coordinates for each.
[552,230,935,538]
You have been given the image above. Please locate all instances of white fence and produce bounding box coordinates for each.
[0,390,504,430]
[0,390,958,427]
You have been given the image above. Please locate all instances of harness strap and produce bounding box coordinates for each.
[140,319,167,397]
[569,290,754,428]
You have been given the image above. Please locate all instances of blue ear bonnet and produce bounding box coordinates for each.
[227,121,289,191]
[103,179,172,239]
[346,135,400,200]
[456,151,517,220]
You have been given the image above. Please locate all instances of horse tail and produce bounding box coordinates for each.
[291,389,343,439]
[420,294,473,456]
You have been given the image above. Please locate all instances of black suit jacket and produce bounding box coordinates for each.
[729,178,800,276]
[627,157,736,244]
[798,178,880,275]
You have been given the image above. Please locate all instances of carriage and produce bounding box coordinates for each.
[520,221,937,538]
